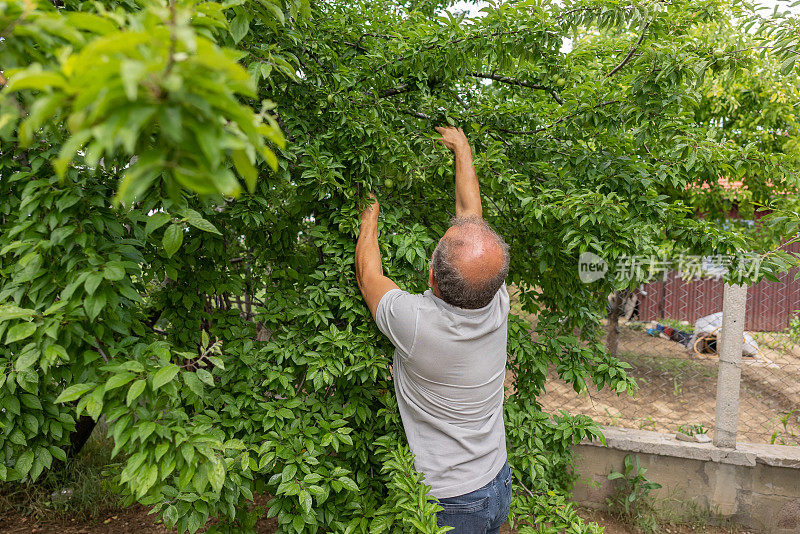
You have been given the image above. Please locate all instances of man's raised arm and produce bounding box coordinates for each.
[435,126,482,219]
[355,193,399,318]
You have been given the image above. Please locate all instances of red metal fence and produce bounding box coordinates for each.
[638,242,800,332]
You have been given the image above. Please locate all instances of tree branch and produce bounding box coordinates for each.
[470,72,564,105]
[606,21,651,78]
[557,6,602,20]
[403,109,431,120]
[343,41,369,53]
[379,84,414,98]
[493,100,621,135]
[361,30,526,83]
[164,1,178,76]
[94,340,110,363]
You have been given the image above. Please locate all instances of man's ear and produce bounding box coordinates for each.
[428,266,441,297]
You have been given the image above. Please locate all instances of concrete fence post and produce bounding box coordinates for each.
[713,283,748,449]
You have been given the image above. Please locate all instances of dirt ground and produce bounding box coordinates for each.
[0,506,755,534]
[535,322,800,444]
[576,508,754,534]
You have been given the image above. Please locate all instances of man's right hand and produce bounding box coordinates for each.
[435,126,470,154]
[435,126,482,218]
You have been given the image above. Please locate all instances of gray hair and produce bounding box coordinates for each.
[431,217,510,309]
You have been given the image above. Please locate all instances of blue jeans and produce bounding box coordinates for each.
[435,461,512,533]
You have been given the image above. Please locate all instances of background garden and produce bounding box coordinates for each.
[1,0,800,532]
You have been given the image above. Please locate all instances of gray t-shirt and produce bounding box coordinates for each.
[375,284,510,498]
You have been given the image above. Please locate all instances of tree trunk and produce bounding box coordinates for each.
[66,416,97,459]
[606,291,622,359]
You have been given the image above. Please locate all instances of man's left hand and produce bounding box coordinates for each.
[360,192,379,224]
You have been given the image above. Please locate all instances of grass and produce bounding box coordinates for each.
[0,427,123,521]
[619,351,717,378]
[608,481,738,534]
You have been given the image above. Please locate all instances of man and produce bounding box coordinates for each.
[355,126,512,533]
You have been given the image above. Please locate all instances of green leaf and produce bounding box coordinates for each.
[106,372,136,391]
[0,305,35,322]
[15,348,39,371]
[49,446,67,462]
[120,59,147,101]
[162,505,178,528]
[152,363,180,390]
[85,392,103,420]
[232,149,257,192]
[43,300,69,316]
[181,444,195,465]
[54,130,92,177]
[208,455,225,493]
[118,284,143,303]
[84,292,107,321]
[339,476,358,492]
[299,489,312,514]
[103,262,126,281]
[230,12,250,43]
[145,212,171,235]
[196,368,214,386]
[207,356,225,370]
[183,372,205,396]
[183,209,221,235]
[5,71,66,92]
[15,450,34,477]
[115,151,163,206]
[163,223,184,257]
[85,272,103,295]
[6,322,37,344]
[55,383,95,403]
[2,396,20,416]
[127,379,146,406]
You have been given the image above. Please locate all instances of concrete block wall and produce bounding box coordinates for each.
[571,428,800,533]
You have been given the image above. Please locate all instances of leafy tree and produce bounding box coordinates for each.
[1,0,798,533]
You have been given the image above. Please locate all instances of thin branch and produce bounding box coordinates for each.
[362,32,402,40]
[493,100,621,135]
[378,84,414,98]
[470,72,564,105]
[452,90,468,107]
[94,340,110,363]
[557,6,602,20]
[164,1,178,76]
[403,109,431,120]
[606,21,651,78]
[343,41,369,53]
[295,370,307,395]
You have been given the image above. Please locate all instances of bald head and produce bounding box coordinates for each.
[431,217,510,309]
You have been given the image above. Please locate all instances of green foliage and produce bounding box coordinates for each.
[1,0,285,203]
[1,0,800,533]
[606,454,662,533]
[770,409,800,446]
[789,311,800,345]
[511,490,604,534]
[676,423,709,436]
